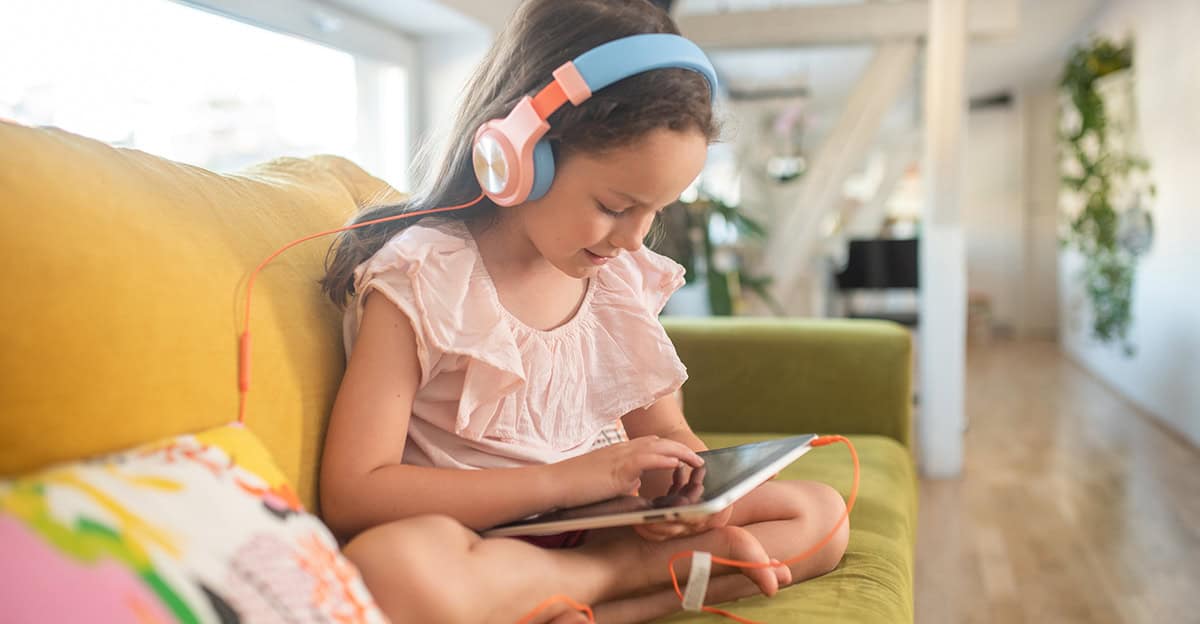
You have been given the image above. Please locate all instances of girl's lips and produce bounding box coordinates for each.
[585,249,614,265]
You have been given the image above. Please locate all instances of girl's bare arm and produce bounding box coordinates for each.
[319,294,703,539]
[320,293,562,537]
[623,393,743,541]
[621,393,707,498]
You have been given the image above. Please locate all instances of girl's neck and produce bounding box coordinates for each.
[465,214,560,281]
[464,213,590,333]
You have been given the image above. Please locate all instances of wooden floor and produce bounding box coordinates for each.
[914,340,1200,624]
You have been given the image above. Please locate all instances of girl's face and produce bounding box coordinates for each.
[512,128,709,279]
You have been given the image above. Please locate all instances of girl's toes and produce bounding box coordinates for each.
[547,610,591,624]
[718,526,778,597]
[772,559,794,588]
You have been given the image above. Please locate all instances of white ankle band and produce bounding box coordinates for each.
[681,551,712,611]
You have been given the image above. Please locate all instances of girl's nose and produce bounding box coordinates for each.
[611,214,653,252]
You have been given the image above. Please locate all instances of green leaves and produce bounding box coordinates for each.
[1059,36,1149,356]
[655,193,777,316]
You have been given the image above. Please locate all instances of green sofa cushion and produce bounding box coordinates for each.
[664,318,913,448]
[656,433,916,623]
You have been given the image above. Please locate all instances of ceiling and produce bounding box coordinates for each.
[327,0,487,36]
[328,0,1109,108]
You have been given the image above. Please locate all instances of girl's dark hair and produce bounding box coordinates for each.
[320,0,720,306]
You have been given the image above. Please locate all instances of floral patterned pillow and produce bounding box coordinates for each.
[0,423,386,624]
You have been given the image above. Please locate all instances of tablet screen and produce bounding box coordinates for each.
[490,434,816,530]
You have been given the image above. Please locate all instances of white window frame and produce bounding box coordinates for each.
[177,0,419,190]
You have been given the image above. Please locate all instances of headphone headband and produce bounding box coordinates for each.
[473,33,717,206]
[571,33,718,102]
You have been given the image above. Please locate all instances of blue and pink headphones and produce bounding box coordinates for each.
[236,34,716,423]
[471,33,718,207]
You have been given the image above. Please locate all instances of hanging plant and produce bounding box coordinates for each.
[1059,36,1154,355]
[654,193,782,316]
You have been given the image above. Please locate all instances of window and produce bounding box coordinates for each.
[1,0,410,189]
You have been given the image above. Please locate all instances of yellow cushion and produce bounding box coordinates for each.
[0,422,386,622]
[0,121,402,509]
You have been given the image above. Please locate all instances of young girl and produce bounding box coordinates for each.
[318,1,848,622]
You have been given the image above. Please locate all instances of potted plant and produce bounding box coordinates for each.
[653,191,783,316]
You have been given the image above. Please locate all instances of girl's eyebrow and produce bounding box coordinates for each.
[610,188,650,207]
[610,188,670,213]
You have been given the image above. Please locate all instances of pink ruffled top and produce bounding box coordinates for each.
[343,218,688,470]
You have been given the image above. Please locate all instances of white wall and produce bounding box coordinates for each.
[963,104,1024,335]
[1021,88,1062,339]
[961,93,1061,339]
[412,32,491,188]
[1058,0,1200,448]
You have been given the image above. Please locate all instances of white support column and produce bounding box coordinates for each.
[919,0,968,478]
[764,40,918,313]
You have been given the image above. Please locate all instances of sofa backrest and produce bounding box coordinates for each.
[0,121,402,509]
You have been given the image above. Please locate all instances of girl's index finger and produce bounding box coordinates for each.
[653,439,705,467]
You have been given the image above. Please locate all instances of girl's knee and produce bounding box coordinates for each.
[346,514,473,559]
[801,482,850,574]
[809,482,849,526]
[773,480,846,522]
[343,515,476,623]
[769,482,849,577]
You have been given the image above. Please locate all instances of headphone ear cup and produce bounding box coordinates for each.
[527,139,556,202]
[473,125,515,202]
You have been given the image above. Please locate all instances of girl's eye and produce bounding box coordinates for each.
[596,201,623,217]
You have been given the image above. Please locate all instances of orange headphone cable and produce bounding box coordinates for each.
[665,435,859,624]
[237,193,858,624]
[236,192,486,425]
[516,595,595,624]
[516,435,860,624]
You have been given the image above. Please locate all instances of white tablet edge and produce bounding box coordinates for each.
[482,435,816,537]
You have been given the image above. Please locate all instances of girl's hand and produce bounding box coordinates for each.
[553,436,704,509]
[633,464,733,541]
[634,505,735,542]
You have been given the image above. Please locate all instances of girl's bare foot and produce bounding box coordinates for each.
[611,525,790,598]
[588,527,795,624]
[717,525,792,596]
[546,610,592,624]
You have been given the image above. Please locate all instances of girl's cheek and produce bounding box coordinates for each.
[584,211,614,238]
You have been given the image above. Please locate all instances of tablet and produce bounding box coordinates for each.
[482,434,817,537]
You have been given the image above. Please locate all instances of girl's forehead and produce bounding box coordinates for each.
[573,131,707,200]
[580,130,707,171]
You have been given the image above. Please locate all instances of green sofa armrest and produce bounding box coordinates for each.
[662,318,913,448]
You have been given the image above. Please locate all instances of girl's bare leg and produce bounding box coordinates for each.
[344,480,848,624]
[345,518,787,623]
[590,480,850,623]
[590,573,779,624]
[344,514,616,624]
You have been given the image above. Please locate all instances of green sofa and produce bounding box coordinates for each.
[0,120,915,623]
[659,318,916,623]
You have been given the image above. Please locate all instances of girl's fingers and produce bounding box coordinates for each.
[651,523,689,536]
[634,522,688,542]
[643,438,705,468]
[669,464,687,494]
[632,453,686,473]
[631,449,697,474]
[680,480,704,501]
